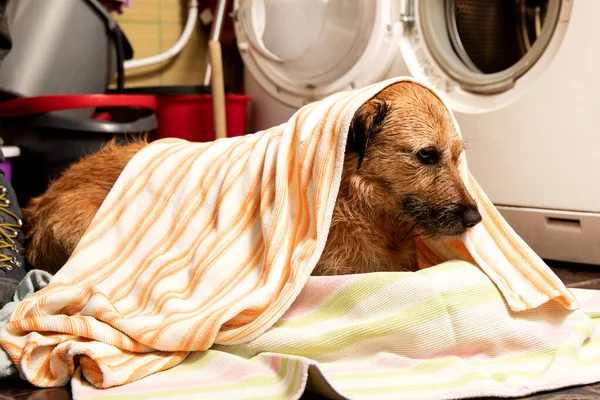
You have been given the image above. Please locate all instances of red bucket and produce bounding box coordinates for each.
[155,93,250,142]
[115,86,251,142]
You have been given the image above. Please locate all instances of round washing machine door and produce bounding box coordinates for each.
[232,0,403,108]
[396,0,574,113]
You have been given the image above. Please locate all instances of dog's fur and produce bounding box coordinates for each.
[24,82,481,275]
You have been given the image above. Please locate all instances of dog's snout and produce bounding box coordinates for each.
[463,207,482,228]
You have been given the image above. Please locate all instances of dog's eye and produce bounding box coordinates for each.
[417,149,440,164]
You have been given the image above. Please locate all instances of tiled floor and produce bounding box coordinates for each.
[546,260,600,290]
[1,261,599,400]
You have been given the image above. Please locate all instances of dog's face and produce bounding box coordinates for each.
[345,81,482,237]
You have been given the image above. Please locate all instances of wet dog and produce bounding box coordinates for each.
[24,81,481,275]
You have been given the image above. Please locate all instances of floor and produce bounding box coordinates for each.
[0,260,599,400]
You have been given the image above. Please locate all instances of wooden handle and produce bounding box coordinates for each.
[208,40,227,140]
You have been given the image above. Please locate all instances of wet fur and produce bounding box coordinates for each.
[24,82,480,275]
[315,82,477,275]
[23,140,147,274]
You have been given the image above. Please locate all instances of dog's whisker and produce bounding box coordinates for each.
[400,223,418,243]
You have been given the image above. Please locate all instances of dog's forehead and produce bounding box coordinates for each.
[430,106,461,145]
[385,83,452,124]
[383,82,462,148]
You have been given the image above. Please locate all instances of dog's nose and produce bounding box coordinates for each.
[463,207,482,228]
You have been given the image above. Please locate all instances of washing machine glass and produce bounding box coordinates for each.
[234,0,402,107]
[235,0,376,86]
[417,0,561,94]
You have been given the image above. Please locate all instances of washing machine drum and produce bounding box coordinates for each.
[449,0,552,75]
[233,0,570,111]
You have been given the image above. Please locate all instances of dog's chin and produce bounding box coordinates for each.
[414,222,469,239]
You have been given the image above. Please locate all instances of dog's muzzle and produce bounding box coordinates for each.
[401,197,483,237]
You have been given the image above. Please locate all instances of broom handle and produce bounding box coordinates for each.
[209,40,227,140]
[202,0,228,86]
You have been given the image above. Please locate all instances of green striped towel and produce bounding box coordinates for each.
[72,261,600,400]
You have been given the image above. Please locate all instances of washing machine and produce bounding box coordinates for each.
[232,0,600,266]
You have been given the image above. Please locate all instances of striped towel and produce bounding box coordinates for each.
[0,77,578,390]
[71,261,600,400]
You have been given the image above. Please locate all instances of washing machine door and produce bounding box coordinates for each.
[234,0,573,112]
[395,0,573,113]
[233,0,403,108]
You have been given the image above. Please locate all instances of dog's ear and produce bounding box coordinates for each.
[346,99,388,170]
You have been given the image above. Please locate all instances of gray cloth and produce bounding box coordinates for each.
[0,0,11,62]
[0,270,52,379]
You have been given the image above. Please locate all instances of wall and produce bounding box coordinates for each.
[113,0,243,91]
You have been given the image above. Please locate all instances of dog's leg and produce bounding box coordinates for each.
[24,139,147,273]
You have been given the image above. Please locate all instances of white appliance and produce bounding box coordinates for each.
[232,0,600,265]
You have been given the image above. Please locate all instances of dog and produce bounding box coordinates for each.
[23,81,481,275]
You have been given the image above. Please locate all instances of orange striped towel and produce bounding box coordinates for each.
[0,77,577,389]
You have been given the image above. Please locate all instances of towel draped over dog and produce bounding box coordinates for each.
[0,77,578,389]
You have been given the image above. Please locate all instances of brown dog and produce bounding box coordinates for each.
[23,81,481,275]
